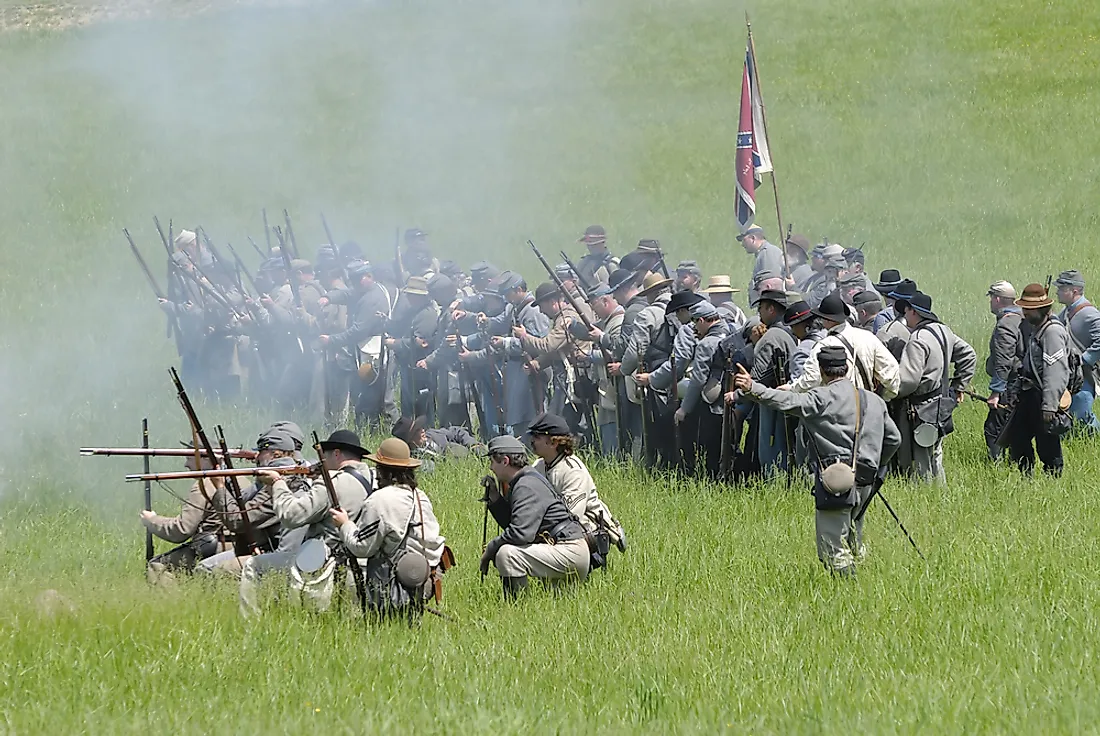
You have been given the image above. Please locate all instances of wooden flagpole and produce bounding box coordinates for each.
[746,14,789,278]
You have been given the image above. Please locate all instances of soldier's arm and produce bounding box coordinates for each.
[680,338,717,414]
[522,318,568,359]
[881,406,902,466]
[140,482,210,544]
[338,502,387,558]
[443,426,480,447]
[896,338,931,398]
[949,335,978,391]
[745,381,823,418]
[750,334,776,384]
[619,312,653,375]
[790,342,823,392]
[1041,328,1071,412]
[272,476,328,529]
[1083,310,1100,366]
[989,321,1018,393]
[486,481,551,558]
[871,339,901,400]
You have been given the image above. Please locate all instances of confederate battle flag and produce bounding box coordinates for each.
[735,42,773,229]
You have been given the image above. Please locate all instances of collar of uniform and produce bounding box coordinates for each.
[827,322,849,335]
[1000,306,1021,315]
[1070,296,1088,309]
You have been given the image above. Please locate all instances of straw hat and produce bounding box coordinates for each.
[703,275,740,294]
[638,271,673,296]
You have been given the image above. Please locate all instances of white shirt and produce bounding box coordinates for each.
[789,322,901,399]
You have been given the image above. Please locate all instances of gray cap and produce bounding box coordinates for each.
[494,271,524,292]
[690,300,720,319]
[255,430,296,452]
[1055,269,1085,288]
[587,283,613,299]
[838,272,865,288]
[268,421,305,450]
[851,290,882,307]
[487,435,527,455]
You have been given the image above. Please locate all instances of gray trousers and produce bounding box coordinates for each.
[815,485,870,574]
[493,539,590,582]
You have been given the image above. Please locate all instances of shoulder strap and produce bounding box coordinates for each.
[922,324,952,396]
[836,333,873,389]
[850,387,865,469]
[1068,300,1094,322]
[343,467,375,497]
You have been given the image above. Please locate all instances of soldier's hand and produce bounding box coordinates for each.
[318,335,330,346]
[261,296,274,307]
[674,408,687,424]
[512,325,527,340]
[458,347,472,361]
[608,362,622,377]
[490,336,504,350]
[452,309,467,322]
[415,359,428,370]
[415,337,430,349]
[476,312,489,328]
[1042,410,1057,424]
[140,509,156,522]
[384,337,397,348]
[636,372,650,387]
[988,393,1000,410]
[256,470,280,486]
[329,508,350,527]
[750,323,768,344]
[588,326,604,342]
[479,547,493,578]
[733,363,753,392]
[724,390,738,405]
[525,359,540,374]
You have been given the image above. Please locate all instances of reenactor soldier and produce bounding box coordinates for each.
[869,270,903,334]
[879,279,917,361]
[1054,269,1100,433]
[851,290,885,331]
[785,233,814,290]
[620,273,677,466]
[749,290,797,476]
[387,275,439,424]
[703,275,747,329]
[893,292,977,484]
[677,300,730,478]
[1007,283,1072,475]
[330,438,448,616]
[984,281,1023,460]
[528,413,627,566]
[619,239,666,277]
[141,448,225,584]
[804,244,845,309]
[790,293,901,400]
[480,435,591,599]
[469,261,501,294]
[675,260,703,293]
[784,301,826,381]
[841,247,877,294]
[391,415,483,467]
[575,225,620,286]
[579,282,625,453]
[737,224,784,306]
[734,345,901,576]
[241,429,375,617]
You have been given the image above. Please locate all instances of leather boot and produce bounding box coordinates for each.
[501,576,528,600]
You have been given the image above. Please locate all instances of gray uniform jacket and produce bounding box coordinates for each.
[746,378,901,481]
[1018,317,1071,412]
[681,321,730,415]
[752,322,796,387]
[621,292,672,376]
[602,295,648,358]
[485,467,586,559]
[533,454,623,543]
[1059,297,1100,388]
[749,242,785,305]
[878,317,911,362]
[896,321,978,403]
[987,308,1023,395]
[272,462,374,553]
[803,273,836,310]
[338,483,445,567]
[650,321,696,392]
[791,328,826,380]
[466,296,551,425]
[141,479,222,544]
[791,263,815,291]
[576,251,619,287]
[328,283,391,349]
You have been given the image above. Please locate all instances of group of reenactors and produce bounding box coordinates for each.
[139,219,1098,583]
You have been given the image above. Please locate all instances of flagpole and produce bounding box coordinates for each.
[746,14,789,279]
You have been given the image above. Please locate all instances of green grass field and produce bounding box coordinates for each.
[2,0,1100,732]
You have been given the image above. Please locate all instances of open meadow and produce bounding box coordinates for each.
[2,0,1100,732]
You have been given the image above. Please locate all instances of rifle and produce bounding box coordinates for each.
[394,227,406,284]
[283,209,301,259]
[124,229,166,300]
[262,208,273,255]
[126,466,316,482]
[142,418,154,562]
[247,235,266,261]
[153,216,174,258]
[455,329,488,437]
[718,371,735,480]
[216,424,259,554]
[783,223,793,279]
[321,212,337,249]
[654,244,671,279]
[312,431,369,615]
[1045,274,1053,295]
[81,446,257,459]
[198,226,227,266]
[559,251,594,296]
[774,351,796,487]
[959,388,991,403]
[275,227,302,309]
[853,476,925,560]
[225,243,260,296]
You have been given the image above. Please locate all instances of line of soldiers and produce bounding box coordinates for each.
[149,221,1096,493]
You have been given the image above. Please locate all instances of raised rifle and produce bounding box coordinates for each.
[312,431,369,615]
[283,209,301,259]
[216,424,259,554]
[654,244,671,279]
[559,251,595,296]
[153,216,173,258]
[454,329,488,437]
[225,243,260,296]
[81,446,257,459]
[142,418,154,562]
[394,226,406,284]
[127,466,316,482]
[262,208,273,255]
[773,351,796,487]
[246,235,266,261]
[718,370,736,480]
[783,223,793,279]
[321,212,337,250]
[124,229,166,300]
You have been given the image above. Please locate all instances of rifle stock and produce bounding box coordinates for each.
[312,431,369,614]
[142,418,154,562]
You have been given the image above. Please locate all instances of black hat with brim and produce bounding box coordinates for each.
[318,429,369,458]
[666,291,704,314]
[874,269,903,294]
[908,292,939,322]
[812,293,849,323]
[783,301,814,326]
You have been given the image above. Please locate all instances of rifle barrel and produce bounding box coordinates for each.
[126,466,316,482]
[81,447,257,459]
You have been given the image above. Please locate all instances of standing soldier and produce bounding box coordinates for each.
[841,248,877,293]
[386,276,439,425]
[1054,270,1100,434]
[737,224,784,306]
[703,275,747,329]
[785,233,814,290]
[515,282,593,435]
[315,246,352,419]
[870,270,904,334]
[750,290,797,477]
[893,292,977,484]
[804,245,846,310]
[851,290,885,331]
[879,280,917,361]
[479,435,591,599]
[733,345,901,576]
[676,300,730,478]
[579,283,625,453]
[1006,283,1072,475]
[675,261,703,293]
[984,281,1023,460]
[575,225,619,286]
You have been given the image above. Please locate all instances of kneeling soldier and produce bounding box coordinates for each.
[734,345,901,576]
[479,435,589,598]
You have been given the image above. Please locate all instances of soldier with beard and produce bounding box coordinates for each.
[574,225,620,286]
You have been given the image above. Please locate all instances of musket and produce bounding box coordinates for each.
[262,208,272,255]
[142,418,154,562]
[124,229,166,300]
[246,235,266,261]
[312,431,369,615]
[394,226,406,284]
[81,446,258,459]
[455,329,488,437]
[225,243,260,296]
[719,371,735,480]
[559,251,594,296]
[283,209,301,259]
[321,212,337,249]
[153,216,174,258]
[216,424,259,554]
[654,244,671,279]
[783,223,793,279]
[853,476,925,560]
[271,227,307,355]
[197,226,227,266]
[127,466,316,482]
[774,351,796,487]
[959,388,991,403]
[1044,274,1053,295]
